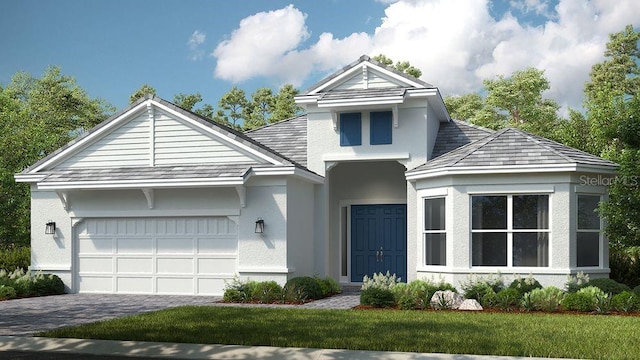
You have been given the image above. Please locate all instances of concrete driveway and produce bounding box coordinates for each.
[0,294,220,336]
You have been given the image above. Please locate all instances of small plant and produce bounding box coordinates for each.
[0,245,30,272]
[461,274,504,302]
[223,277,259,303]
[314,275,341,297]
[562,286,604,312]
[508,274,542,297]
[283,283,308,304]
[594,291,612,314]
[565,271,589,293]
[285,276,323,300]
[252,281,283,304]
[526,286,565,312]
[634,285,640,296]
[584,278,630,295]
[360,287,395,308]
[480,289,497,308]
[361,271,401,291]
[611,291,640,312]
[0,285,16,300]
[494,288,521,311]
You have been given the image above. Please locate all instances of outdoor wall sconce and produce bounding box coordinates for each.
[255,218,265,234]
[45,221,56,235]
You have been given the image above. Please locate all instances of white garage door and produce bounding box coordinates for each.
[76,217,237,295]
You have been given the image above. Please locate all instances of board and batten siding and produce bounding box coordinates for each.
[153,111,257,165]
[55,113,150,169]
[54,107,261,169]
[333,68,404,91]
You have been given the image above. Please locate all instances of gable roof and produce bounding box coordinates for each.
[16,96,324,187]
[407,127,618,180]
[245,115,308,167]
[431,120,494,159]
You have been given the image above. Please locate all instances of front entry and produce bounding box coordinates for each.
[351,204,407,282]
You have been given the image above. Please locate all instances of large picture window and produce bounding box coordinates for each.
[471,195,549,267]
[424,197,446,266]
[577,194,601,267]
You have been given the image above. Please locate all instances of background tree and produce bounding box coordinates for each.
[129,84,156,104]
[270,84,302,123]
[0,67,113,246]
[215,86,248,129]
[372,54,423,78]
[444,93,507,130]
[173,92,215,119]
[243,87,274,130]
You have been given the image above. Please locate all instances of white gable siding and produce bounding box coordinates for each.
[55,112,150,169]
[153,110,258,166]
[333,69,404,91]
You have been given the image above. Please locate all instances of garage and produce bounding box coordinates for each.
[76,217,237,295]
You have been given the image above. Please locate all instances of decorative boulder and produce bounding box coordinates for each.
[430,290,464,310]
[458,299,483,311]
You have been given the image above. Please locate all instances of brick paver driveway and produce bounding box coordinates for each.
[0,294,220,336]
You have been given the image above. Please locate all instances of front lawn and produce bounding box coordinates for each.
[39,306,640,359]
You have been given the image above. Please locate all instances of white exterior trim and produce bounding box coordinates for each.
[323,153,410,163]
[38,177,245,190]
[238,267,295,274]
[406,164,618,181]
[68,209,240,218]
[29,264,72,271]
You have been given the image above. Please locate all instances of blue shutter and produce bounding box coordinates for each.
[340,113,361,146]
[370,111,392,145]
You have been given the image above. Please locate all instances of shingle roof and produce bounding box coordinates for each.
[244,115,308,167]
[301,55,434,95]
[431,120,494,159]
[410,127,618,174]
[39,164,252,183]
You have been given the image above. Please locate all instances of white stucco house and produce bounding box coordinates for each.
[15,56,618,295]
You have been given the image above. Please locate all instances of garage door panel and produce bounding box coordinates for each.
[78,276,113,292]
[157,277,194,294]
[78,238,113,254]
[79,257,113,273]
[117,257,153,273]
[117,277,153,293]
[78,217,237,295]
[157,258,193,274]
[198,237,237,254]
[157,238,194,254]
[116,237,153,254]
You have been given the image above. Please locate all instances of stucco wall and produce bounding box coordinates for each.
[414,172,611,289]
[286,177,316,277]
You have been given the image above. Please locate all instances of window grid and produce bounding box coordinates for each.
[471,194,550,268]
[576,194,602,268]
[423,197,446,266]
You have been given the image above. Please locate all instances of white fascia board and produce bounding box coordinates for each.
[405,88,438,97]
[294,95,320,104]
[323,153,410,163]
[364,62,427,88]
[317,97,405,108]
[14,173,48,183]
[248,166,324,184]
[405,164,581,181]
[152,101,284,166]
[307,65,365,94]
[30,102,149,173]
[37,177,245,191]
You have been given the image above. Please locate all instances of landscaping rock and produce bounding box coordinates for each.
[458,299,483,311]
[430,290,464,310]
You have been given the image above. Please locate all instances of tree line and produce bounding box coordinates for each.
[0,26,638,263]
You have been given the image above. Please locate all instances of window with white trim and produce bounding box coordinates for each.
[577,194,601,267]
[471,195,549,267]
[424,197,446,266]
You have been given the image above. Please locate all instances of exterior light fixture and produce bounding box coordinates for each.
[255,218,265,234]
[45,221,56,235]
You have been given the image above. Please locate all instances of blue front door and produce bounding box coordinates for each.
[351,204,407,282]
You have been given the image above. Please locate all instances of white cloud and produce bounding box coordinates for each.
[187,30,206,61]
[212,0,640,113]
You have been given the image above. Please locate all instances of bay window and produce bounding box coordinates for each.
[472,194,549,267]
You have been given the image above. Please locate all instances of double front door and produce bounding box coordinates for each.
[350,204,407,282]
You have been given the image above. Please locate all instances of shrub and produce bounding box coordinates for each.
[252,281,283,304]
[584,278,630,295]
[480,289,497,308]
[508,275,542,297]
[0,245,30,272]
[360,287,395,308]
[31,273,65,296]
[0,285,16,300]
[223,288,243,303]
[223,277,259,303]
[283,283,308,304]
[494,288,521,311]
[609,246,640,288]
[361,271,401,291]
[526,286,565,312]
[612,291,640,312]
[565,272,590,293]
[634,285,640,296]
[562,292,595,312]
[315,276,341,296]
[461,274,504,302]
[285,276,323,300]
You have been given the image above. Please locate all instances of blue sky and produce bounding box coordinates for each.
[2,0,638,113]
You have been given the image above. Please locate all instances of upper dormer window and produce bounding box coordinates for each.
[340,113,362,146]
[370,111,392,145]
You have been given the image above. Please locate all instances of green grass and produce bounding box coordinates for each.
[39,306,640,359]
